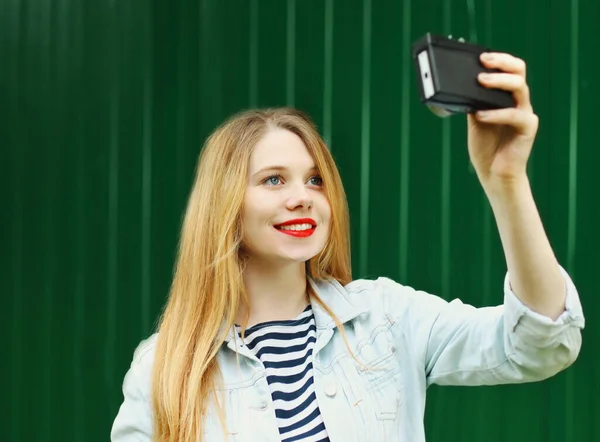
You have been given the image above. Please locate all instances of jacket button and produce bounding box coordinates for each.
[325,383,337,397]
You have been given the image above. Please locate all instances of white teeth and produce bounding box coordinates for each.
[277,223,314,231]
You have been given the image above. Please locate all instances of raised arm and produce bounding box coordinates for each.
[467,52,567,320]
[382,52,586,386]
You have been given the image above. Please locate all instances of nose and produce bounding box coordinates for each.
[285,183,313,210]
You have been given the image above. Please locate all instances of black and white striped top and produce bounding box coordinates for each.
[237,305,330,442]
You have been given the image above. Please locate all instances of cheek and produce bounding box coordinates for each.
[241,209,266,251]
[316,198,333,237]
[242,197,271,232]
[241,202,259,242]
[319,196,332,222]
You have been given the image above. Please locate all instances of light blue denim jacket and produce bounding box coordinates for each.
[111,267,584,442]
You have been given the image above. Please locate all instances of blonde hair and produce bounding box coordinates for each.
[152,108,352,441]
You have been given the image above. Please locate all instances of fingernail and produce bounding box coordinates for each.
[481,52,494,61]
[477,110,490,118]
[479,73,491,81]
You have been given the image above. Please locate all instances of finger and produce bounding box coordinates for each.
[475,108,539,134]
[480,52,526,79]
[478,72,532,110]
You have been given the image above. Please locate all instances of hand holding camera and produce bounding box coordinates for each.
[413,33,538,189]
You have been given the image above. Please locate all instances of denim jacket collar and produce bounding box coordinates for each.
[222,277,368,354]
[307,277,369,330]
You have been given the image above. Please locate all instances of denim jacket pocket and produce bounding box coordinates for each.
[338,333,402,442]
[349,327,402,423]
[359,350,401,420]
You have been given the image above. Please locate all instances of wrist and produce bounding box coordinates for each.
[481,174,533,207]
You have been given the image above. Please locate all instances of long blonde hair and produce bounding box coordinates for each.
[152,108,352,441]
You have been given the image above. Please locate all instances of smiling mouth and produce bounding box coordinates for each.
[274,223,316,237]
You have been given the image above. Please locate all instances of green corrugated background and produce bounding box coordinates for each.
[2,0,598,441]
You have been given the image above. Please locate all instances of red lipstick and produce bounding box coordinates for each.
[274,218,317,238]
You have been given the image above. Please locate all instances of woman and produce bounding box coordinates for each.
[111,52,585,442]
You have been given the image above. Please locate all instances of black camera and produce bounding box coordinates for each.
[412,33,515,117]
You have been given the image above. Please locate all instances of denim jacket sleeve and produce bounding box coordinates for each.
[111,335,156,441]
[382,265,585,387]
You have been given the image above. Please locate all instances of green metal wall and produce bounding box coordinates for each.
[3,0,598,441]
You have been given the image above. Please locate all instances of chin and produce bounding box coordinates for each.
[277,246,324,264]
[249,234,327,264]
[280,251,319,263]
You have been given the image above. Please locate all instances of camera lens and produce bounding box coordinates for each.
[427,104,453,118]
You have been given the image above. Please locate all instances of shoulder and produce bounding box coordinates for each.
[344,276,406,295]
[340,276,451,326]
[310,276,418,322]
[343,276,434,308]
[129,333,159,368]
[112,334,158,439]
[122,333,159,398]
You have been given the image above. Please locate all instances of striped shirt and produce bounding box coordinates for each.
[237,305,330,442]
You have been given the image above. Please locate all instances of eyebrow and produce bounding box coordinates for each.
[252,165,318,178]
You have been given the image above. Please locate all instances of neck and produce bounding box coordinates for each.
[237,258,309,328]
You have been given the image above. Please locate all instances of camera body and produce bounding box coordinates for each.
[412,33,514,117]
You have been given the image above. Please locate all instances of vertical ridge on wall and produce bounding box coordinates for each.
[7,0,24,438]
[323,0,334,145]
[175,1,188,220]
[72,1,86,438]
[359,0,372,277]
[564,1,580,439]
[286,0,296,107]
[105,10,119,412]
[439,0,452,300]
[322,0,334,146]
[10,122,23,442]
[567,0,579,274]
[545,0,584,440]
[140,1,153,334]
[43,0,56,437]
[248,0,258,107]
[398,0,411,281]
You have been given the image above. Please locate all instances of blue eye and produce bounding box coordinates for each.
[309,175,323,186]
[265,175,282,185]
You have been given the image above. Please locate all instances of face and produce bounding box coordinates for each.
[241,128,331,265]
